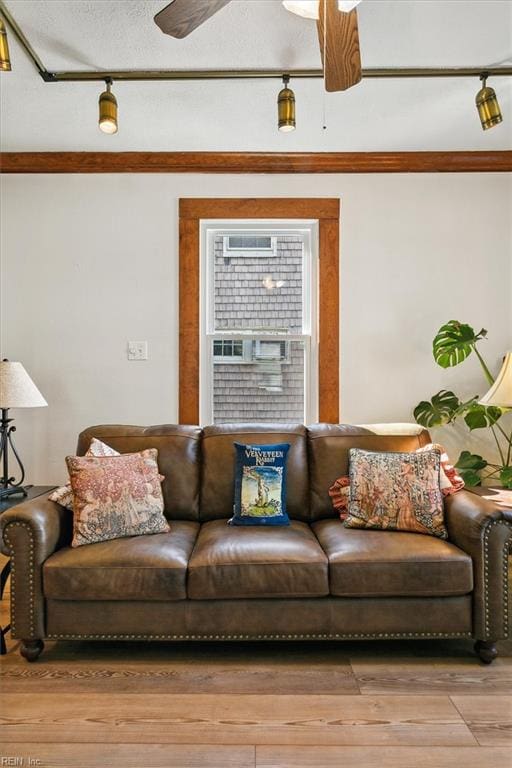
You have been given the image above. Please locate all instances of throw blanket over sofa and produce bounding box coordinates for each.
[1,423,510,663]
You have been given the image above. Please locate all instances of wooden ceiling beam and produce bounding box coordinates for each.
[1,151,511,174]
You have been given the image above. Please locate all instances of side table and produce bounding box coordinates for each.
[466,485,512,507]
[0,485,56,655]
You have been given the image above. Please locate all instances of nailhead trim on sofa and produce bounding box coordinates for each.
[482,519,511,639]
[503,526,511,637]
[3,521,35,638]
[47,631,473,641]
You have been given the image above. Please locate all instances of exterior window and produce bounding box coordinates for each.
[223,234,277,258]
[213,339,243,358]
[213,339,289,364]
[213,339,252,363]
[201,223,318,424]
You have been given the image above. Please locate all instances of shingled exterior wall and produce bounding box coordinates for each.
[213,234,305,424]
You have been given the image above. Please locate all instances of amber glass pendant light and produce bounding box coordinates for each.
[476,74,503,131]
[0,18,12,71]
[278,74,296,132]
[99,78,118,134]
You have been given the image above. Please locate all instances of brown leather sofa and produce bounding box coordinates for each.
[1,423,510,664]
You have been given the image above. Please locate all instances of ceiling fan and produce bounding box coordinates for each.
[154,0,363,92]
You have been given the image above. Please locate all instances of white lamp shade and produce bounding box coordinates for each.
[478,352,512,408]
[282,0,361,19]
[0,361,47,408]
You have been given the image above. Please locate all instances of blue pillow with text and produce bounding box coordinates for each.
[229,442,290,526]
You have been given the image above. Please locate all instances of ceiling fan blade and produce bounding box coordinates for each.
[155,0,232,39]
[317,0,362,92]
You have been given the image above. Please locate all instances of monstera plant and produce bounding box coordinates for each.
[414,321,512,488]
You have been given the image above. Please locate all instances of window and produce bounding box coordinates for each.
[223,234,277,259]
[201,222,318,425]
[213,339,289,364]
[213,339,243,358]
[178,198,339,426]
[213,339,252,363]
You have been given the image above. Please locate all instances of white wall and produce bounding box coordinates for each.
[1,173,511,485]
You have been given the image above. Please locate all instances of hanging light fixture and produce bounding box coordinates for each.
[282,0,361,19]
[0,17,12,71]
[475,73,503,131]
[337,0,361,10]
[98,78,118,134]
[278,74,296,132]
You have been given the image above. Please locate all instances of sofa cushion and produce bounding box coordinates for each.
[188,519,329,599]
[312,519,473,598]
[200,424,309,522]
[43,521,199,601]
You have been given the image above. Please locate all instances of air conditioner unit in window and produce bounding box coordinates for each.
[253,340,287,362]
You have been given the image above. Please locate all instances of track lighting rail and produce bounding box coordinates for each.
[37,66,512,83]
[1,2,511,84]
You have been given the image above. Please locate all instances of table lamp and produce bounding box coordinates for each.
[479,352,512,408]
[0,360,47,500]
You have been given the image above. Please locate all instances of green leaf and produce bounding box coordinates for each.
[452,395,480,419]
[413,390,460,427]
[455,452,487,486]
[458,469,482,486]
[455,450,488,472]
[433,321,487,368]
[464,404,503,431]
[500,467,512,489]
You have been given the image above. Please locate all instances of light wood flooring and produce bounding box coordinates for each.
[1,553,511,768]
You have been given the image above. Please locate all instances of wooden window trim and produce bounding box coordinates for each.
[179,198,340,424]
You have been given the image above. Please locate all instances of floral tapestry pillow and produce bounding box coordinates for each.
[329,442,463,521]
[416,443,464,495]
[66,449,169,547]
[229,442,290,526]
[344,447,448,539]
[49,437,120,510]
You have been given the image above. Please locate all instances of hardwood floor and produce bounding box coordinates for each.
[1,553,511,767]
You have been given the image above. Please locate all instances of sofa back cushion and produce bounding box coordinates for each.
[200,424,309,522]
[76,425,202,521]
[307,423,432,522]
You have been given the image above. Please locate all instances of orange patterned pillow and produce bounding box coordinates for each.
[329,442,463,520]
[416,443,464,495]
[328,475,351,519]
[49,437,120,510]
[344,447,447,539]
[66,449,169,547]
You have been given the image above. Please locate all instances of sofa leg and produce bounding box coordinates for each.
[474,640,498,664]
[20,639,44,662]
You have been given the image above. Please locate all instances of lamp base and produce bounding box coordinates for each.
[0,485,28,501]
[1,406,27,500]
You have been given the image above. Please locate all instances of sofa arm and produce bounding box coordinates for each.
[444,490,511,641]
[0,498,71,640]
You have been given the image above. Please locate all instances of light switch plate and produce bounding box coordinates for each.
[127,341,148,361]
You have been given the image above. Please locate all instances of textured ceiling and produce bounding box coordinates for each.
[1,0,511,151]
